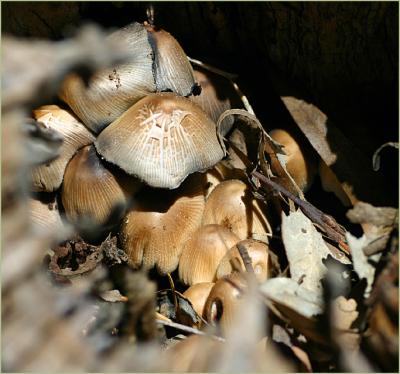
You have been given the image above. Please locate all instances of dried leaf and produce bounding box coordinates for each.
[372,142,399,171]
[100,289,128,303]
[281,209,347,295]
[346,233,379,297]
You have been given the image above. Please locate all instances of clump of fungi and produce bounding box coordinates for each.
[29,21,315,338]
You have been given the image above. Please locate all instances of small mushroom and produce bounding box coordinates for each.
[216,239,279,283]
[204,272,247,335]
[119,174,206,274]
[95,93,225,189]
[31,105,95,192]
[178,224,240,285]
[61,144,140,226]
[269,128,317,192]
[59,22,155,133]
[202,179,271,242]
[189,67,241,136]
[183,282,215,320]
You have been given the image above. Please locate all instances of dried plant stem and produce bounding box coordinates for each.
[236,243,254,274]
[252,170,349,252]
[156,319,226,342]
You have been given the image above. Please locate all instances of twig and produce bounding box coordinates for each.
[252,170,349,252]
[156,319,226,342]
[236,243,254,273]
[187,56,238,81]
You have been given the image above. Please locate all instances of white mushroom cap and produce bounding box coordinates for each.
[95,93,225,189]
[31,105,95,192]
[59,22,155,133]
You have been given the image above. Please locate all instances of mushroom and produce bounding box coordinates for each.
[189,67,241,136]
[178,224,240,285]
[61,144,140,226]
[119,173,206,274]
[202,179,271,242]
[59,22,155,133]
[319,160,352,206]
[204,272,247,335]
[145,23,198,97]
[216,239,279,283]
[95,93,225,189]
[182,282,215,320]
[31,105,95,192]
[269,128,317,192]
[29,193,69,240]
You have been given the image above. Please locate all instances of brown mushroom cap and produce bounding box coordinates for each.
[95,93,225,189]
[269,128,317,192]
[216,239,276,283]
[202,179,271,242]
[61,144,140,226]
[178,224,240,285]
[119,174,206,274]
[183,282,215,319]
[59,22,155,133]
[31,105,95,192]
[145,24,197,97]
[204,272,247,335]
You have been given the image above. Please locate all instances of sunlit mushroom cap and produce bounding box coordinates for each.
[216,239,275,283]
[31,105,95,192]
[183,282,215,319]
[145,24,197,97]
[62,145,140,226]
[95,92,225,189]
[202,179,271,242]
[178,224,240,285]
[59,22,156,133]
[119,174,206,274]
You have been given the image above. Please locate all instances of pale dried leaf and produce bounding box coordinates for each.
[282,209,347,295]
[260,277,323,318]
[100,289,128,303]
[346,233,378,297]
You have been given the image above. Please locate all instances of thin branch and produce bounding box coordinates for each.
[252,170,349,252]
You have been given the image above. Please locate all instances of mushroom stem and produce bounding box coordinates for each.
[167,272,178,314]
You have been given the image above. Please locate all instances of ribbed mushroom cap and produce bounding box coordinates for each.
[62,145,140,226]
[31,105,95,192]
[216,239,274,283]
[183,282,215,319]
[202,179,271,242]
[29,193,65,234]
[119,174,206,274]
[204,272,247,335]
[59,22,155,133]
[190,68,240,136]
[178,224,240,285]
[95,92,225,189]
[145,24,197,97]
[269,128,316,192]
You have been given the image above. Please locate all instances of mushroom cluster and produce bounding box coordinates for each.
[29,21,279,336]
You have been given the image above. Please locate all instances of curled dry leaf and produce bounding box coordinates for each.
[100,289,128,303]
